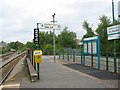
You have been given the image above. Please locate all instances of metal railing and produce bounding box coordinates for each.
[58,49,120,74]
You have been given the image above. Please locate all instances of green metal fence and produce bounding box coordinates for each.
[58,49,120,74]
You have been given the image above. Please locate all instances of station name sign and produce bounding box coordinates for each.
[34,28,39,43]
[107,25,120,40]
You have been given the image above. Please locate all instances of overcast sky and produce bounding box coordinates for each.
[0,0,119,44]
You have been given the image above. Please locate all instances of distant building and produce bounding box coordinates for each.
[0,41,8,48]
[76,39,83,46]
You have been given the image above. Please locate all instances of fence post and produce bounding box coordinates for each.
[106,52,109,70]
[59,50,60,59]
[67,50,69,61]
[81,51,82,64]
[73,50,75,62]
[91,54,93,67]
[63,50,64,59]
[70,49,72,58]
[114,52,117,73]
[31,49,33,65]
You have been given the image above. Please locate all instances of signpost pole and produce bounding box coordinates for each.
[112,0,117,73]
[97,36,100,70]
[91,42,93,67]
[37,23,40,79]
[51,13,57,63]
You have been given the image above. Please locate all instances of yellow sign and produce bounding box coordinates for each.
[34,50,42,63]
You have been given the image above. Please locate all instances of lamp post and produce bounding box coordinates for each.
[112,0,115,22]
[51,13,57,63]
[112,0,117,73]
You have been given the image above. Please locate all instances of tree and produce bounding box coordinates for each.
[38,31,55,54]
[58,27,77,48]
[82,20,96,39]
[43,44,53,55]
[95,15,111,53]
[39,31,56,49]
[8,41,26,51]
[26,41,34,49]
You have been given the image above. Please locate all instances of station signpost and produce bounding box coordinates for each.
[37,22,61,63]
[34,28,41,79]
[107,25,120,40]
[107,25,120,72]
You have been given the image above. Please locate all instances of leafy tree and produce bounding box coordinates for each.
[26,41,34,49]
[39,31,55,49]
[8,41,26,51]
[95,15,111,53]
[96,15,120,54]
[58,27,77,48]
[43,44,53,55]
[82,20,96,39]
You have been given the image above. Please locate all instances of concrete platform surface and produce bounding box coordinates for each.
[20,56,119,88]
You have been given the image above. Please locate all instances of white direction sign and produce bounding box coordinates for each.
[38,23,61,30]
[107,25,120,40]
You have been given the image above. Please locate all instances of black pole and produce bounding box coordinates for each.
[112,0,115,22]
[36,24,40,79]
[51,13,56,63]
[112,0,117,73]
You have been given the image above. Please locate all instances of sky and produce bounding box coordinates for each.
[0,0,119,44]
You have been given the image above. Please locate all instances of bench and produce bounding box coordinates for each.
[26,58,38,82]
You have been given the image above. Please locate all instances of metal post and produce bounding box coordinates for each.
[53,28,55,63]
[91,55,93,67]
[70,49,72,58]
[97,36,100,70]
[106,52,109,70]
[112,0,117,73]
[63,50,64,59]
[91,42,93,67]
[73,50,75,62]
[51,13,57,63]
[67,50,69,61]
[36,24,40,79]
[37,63,40,79]
[113,35,117,72]
[59,50,60,59]
[81,50,82,64]
[83,42,85,65]
[31,49,33,65]
[112,0,115,22]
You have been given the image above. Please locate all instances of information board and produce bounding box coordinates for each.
[92,41,97,54]
[82,36,100,69]
[83,36,98,55]
[84,43,87,53]
[88,43,91,54]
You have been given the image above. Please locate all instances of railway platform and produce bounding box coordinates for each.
[19,56,119,89]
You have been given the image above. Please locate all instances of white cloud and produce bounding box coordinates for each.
[0,0,119,43]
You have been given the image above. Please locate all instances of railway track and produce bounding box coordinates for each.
[0,52,16,62]
[0,51,27,85]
